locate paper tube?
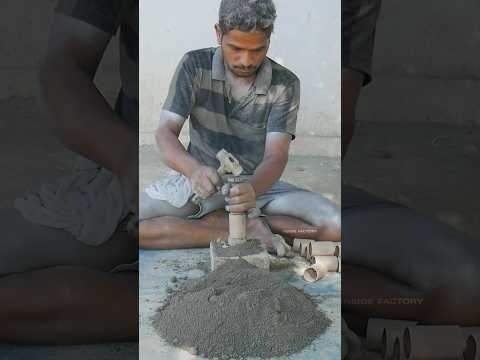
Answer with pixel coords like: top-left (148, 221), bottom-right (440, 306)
top-left (382, 321), bottom-right (418, 360)
top-left (303, 263), bottom-right (328, 282)
top-left (300, 243), bottom-right (310, 258)
top-left (403, 325), bottom-right (464, 359)
top-left (464, 334), bottom-right (480, 360)
top-left (228, 213), bottom-right (246, 244)
top-left (366, 319), bottom-right (418, 351)
top-left (463, 327), bottom-right (480, 337)
top-left (392, 338), bottom-right (401, 360)
top-left (293, 238), bottom-right (312, 253)
top-left (308, 241), bottom-right (339, 257)
top-left (313, 256), bottom-right (339, 272)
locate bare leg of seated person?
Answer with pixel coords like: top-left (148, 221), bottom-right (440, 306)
top-left (342, 191), bottom-right (480, 330)
top-left (0, 208), bottom-right (138, 344)
top-left (0, 266), bottom-right (138, 344)
top-left (0, 208), bottom-right (138, 276)
top-left (140, 210), bottom-right (285, 251)
top-left (139, 185), bottom-right (340, 249)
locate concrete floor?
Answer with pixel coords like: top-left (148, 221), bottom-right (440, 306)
top-left (344, 122), bottom-right (480, 239)
top-left (140, 249), bottom-right (341, 360)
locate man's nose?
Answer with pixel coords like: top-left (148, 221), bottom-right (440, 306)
top-left (240, 52), bottom-right (254, 68)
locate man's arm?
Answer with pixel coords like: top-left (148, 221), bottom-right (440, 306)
top-left (39, 14), bottom-right (136, 180)
top-left (156, 110), bottom-right (220, 199)
top-left (251, 133), bottom-right (290, 196)
top-left (226, 133), bottom-right (290, 213)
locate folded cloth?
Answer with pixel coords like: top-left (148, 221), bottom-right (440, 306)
top-left (144, 170), bottom-right (193, 208)
top-left (15, 155), bottom-right (132, 246)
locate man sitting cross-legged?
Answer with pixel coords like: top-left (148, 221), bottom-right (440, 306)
top-left (139, 0), bottom-right (340, 252)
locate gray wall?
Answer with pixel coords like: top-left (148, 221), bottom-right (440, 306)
top-left (357, 0), bottom-right (480, 127)
top-left (140, 0), bottom-right (341, 157)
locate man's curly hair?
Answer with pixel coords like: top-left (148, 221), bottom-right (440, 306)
top-left (218, 0), bottom-right (277, 36)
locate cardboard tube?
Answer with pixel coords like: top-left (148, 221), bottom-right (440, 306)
top-left (300, 243), bottom-right (310, 258)
top-left (293, 238), bottom-right (312, 253)
top-left (313, 256), bottom-right (339, 272)
top-left (308, 241), bottom-right (339, 257)
top-left (382, 322), bottom-right (418, 360)
top-left (303, 263), bottom-right (328, 282)
top-left (464, 334), bottom-right (480, 360)
top-left (338, 256), bottom-right (342, 273)
top-left (228, 213), bottom-right (246, 245)
top-left (366, 319), bottom-right (418, 351)
top-left (403, 325), bottom-right (464, 359)
top-left (392, 338), bottom-right (401, 360)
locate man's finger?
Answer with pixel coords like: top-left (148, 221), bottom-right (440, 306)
top-left (206, 169), bottom-right (221, 186)
top-left (226, 202), bottom-right (255, 213)
top-left (226, 194), bottom-right (252, 205)
top-left (200, 178), bottom-right (215, 196)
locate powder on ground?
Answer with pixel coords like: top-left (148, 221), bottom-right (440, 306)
top-left (153, 259), bottom-right (330, 359)
top-left (213, 238), bottom-right (264, 257)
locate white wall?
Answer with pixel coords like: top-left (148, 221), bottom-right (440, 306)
top-left (140, 0), bottom-right (340, 155)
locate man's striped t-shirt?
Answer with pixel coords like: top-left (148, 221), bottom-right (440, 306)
top-left (163, 47), bottom-right (300, 175)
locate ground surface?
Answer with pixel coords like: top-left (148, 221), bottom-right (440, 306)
top-left (139, 144), bottom-right (342, 359)
top-left (344, 122), bottom-right (480, 240)
top-left (139, 249), bottom-right (341, 360)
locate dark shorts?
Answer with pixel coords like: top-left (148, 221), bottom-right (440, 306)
top-left (342, 0), bottom-right (382, 85)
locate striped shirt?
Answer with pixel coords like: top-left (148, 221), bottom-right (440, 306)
top-left (163, 47), bottom-right (300, 175)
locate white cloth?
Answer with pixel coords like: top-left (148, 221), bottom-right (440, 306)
top-left (14, 155), bottom-right (131, 246)
top-left (144, 170), bottom-right (193, 208)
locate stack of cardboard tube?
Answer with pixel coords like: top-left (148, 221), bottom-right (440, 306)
top-left (293, 238), bottom-right (341, 282)
top-left (363, 318), bottom-right (480, 359)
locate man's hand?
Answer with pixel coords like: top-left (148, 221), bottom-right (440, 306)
top-left (190, 165), bottom-right (221, 199)
top-left (224, 182), bottom-right (256, 213)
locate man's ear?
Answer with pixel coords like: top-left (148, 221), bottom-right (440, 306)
top-left (214, 24), bottom-right (223, 45)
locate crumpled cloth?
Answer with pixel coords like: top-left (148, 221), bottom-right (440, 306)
top-left (14, 155), bottom-right (132, 246)
top-left (144, 170), bottom-right (193, 208)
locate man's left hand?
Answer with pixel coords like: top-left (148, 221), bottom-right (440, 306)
top-left (224, 182), bottom-right (256, 213)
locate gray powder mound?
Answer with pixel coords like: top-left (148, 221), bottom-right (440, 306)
top-left (214, 238), bottom-right (264, 257)
top-left (153, 259), bottom-right (330, 359)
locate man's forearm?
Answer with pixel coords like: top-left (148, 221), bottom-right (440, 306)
top-left (39, 60), bottom-right (135, 176)
top-left (156, 127), bottom-right (201, 178)
top-left (250, 155), bottom-right (287, 197)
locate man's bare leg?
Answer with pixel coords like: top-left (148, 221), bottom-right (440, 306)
top-left (139, 208), bottom-right (336, 249)
top-left (0, 208), bottom-right (137, 276)
top-left (265, 215), bottom-right (341, 242)
top-left (343, 205), bottom-right (480, 327)
top-left (140, 210), bottom-right (282, 250)
top-left (0, 266), bottom-right (138, 344)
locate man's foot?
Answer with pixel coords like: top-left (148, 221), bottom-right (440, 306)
top-left (247, 218), bottom-right (291, 257)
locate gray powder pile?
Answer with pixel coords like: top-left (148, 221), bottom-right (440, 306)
top-left (153, 259), bottom-right (330, 359)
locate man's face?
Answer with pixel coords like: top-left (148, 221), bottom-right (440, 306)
top-left (215, 25), bottom-right (270, 78)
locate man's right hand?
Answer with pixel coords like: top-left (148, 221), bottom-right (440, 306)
top-left (189, 165), bottom-right (221, 200)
